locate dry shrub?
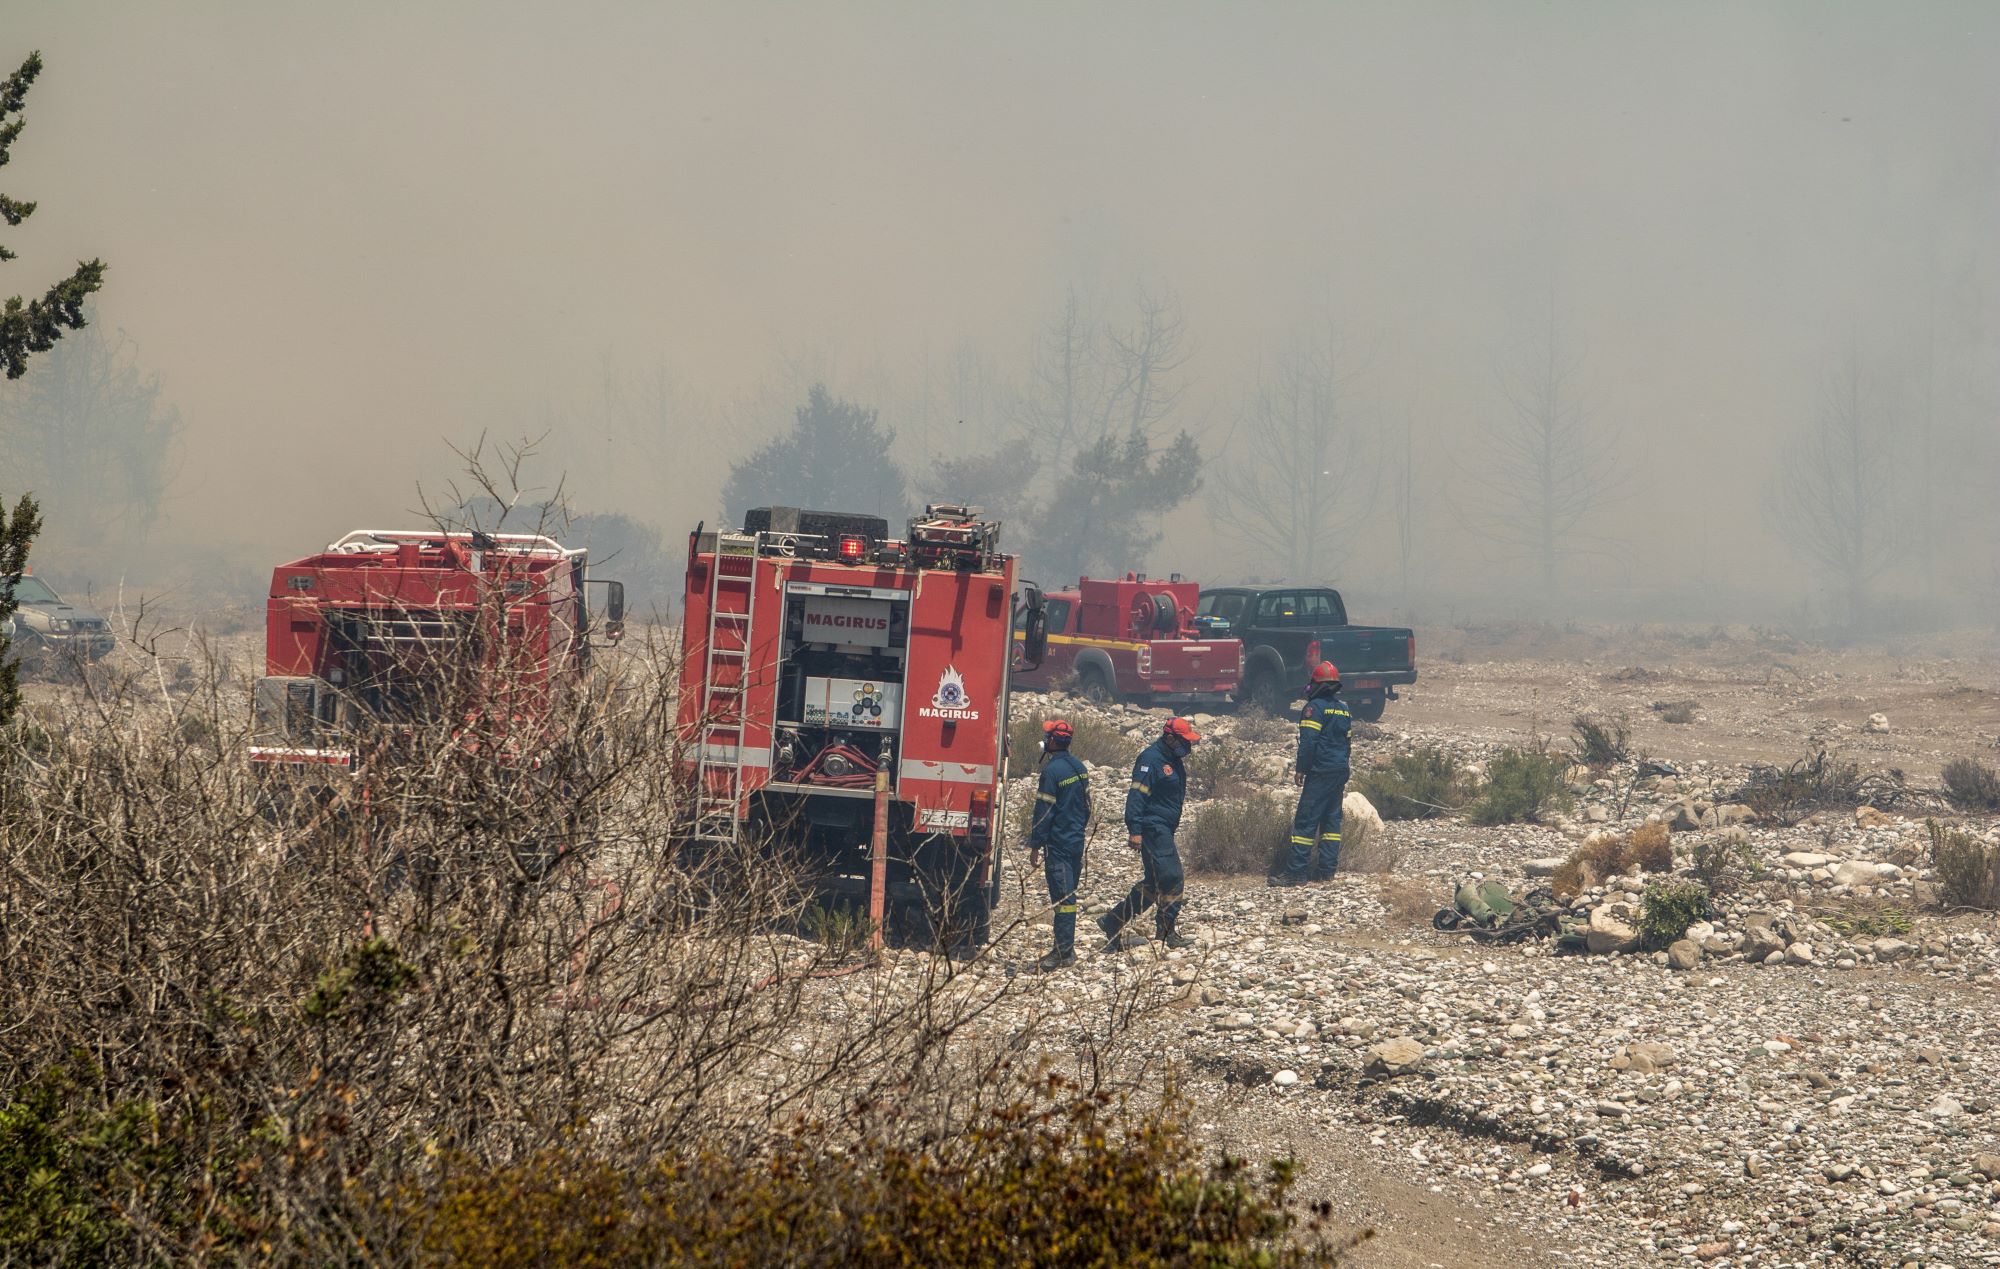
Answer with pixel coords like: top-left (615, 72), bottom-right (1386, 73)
top-left (1550, 822), bottom-right (1672, 900)
top-left (1188, 741), bottom-right (1270, 801)
top-left (1182, 796), bottom-right (1292, 877)
top-left (1232, 711), bottom-right (1296, 745)
top-left (0, 622), bottom-right (1225, 1263)
top-left (1571, 715), bottom-right (1630, 766)
top-left (1654, 700), bottom-right (1699, 725)
top-left (1928, 818), bottom-right (2000, 911)
top-left (1007, 708), bottom-right (1139, 775)
top-left (1941, 757), bottom-right (2000, 812)
top-left (1733, 747), bottom-right (1866, 826)
top-left (1376, 876), bottom-right (1436, 928)
top-left (1352, 746), bottom-right (1467, 820)
top-left (1687, 836), bottom-right (1759, 898)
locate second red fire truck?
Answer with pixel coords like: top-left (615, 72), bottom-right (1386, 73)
top-left (1009, 573), bottom-right (1241, 708)
top-left (677, 505), bottom-right (1047, 950)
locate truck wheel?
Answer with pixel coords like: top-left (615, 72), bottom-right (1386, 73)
top-left (1351, 692), bottom-right (1386, 723)
top-left (1244, 668), bottom-right (1288, 715)
top-left (1077, 666), bottom-right (1113, 703)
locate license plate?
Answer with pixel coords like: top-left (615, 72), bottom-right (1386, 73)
top-left (1348, 678), bottom-right (1381, 689)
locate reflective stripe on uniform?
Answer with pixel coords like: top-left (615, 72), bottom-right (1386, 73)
top-left (1059, 774), bottom-right (1084, 786)
top-left (1331, 709), bottom-right (1350, 718)
top-left (1056, 903), bottom-right (1077, 913)
top-left (1319, 831), bottom-right (1342, 842)
top-left (1299, 720), bottom-right (1322, 731)
top-left (1129, 781), bottom-right (1151, 794)
top-left (1037, 792), bottom-right (1057, 803)
top-left (1289, 835), bottom-right (1313, 846)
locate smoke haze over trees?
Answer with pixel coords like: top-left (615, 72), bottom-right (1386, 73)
top-left (4, 5), bottom-right (1996, 631)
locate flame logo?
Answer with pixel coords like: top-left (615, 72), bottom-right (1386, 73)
top-left (931, 665), bottom-right (968, 709)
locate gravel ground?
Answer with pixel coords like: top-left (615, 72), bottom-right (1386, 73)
top-left (944, 628), bottom-right (2000, 1267)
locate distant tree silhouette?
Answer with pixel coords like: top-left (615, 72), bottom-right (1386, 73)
top-left (722, 384), bottom-right (908, 525)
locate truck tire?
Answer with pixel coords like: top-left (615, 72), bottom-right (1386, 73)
top-left (1351, 692), bottom-right (1386, 723)
top-left (1077, 664), bottom-right (1113, 703)
top-left (1243, 667), bottom-right (1289, 715)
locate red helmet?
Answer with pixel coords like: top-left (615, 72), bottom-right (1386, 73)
top-left (1311, 661), bottom-right (1341, 684)
top-left (1042, 719), bottom-right (1074, 741)
top-left (1162, 716), bottom-right (1202, 744)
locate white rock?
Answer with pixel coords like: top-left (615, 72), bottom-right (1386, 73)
top-left (1786, 942), bottom-right (1816, 965)
top-left (1273, 1069), bottom-right (1300, 1088)
top-left (1863, 712), bottom-right (1889, 734)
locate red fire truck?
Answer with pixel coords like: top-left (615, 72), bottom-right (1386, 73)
top-left (1009, 573), bottom-right (1241, 708)
top-left (250, 528), bottom-right (624, 783)
top-left (678, 505), bottom-right (1047, 949)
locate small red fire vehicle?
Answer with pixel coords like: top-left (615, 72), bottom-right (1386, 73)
top-left (1009, 573), bottom-right (1241, 707)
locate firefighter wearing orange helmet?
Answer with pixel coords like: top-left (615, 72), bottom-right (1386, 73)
top-left (1272, 661), bottom-right (1351, 886)
top-left (1027, 718), bottom-right (1090, 971)
top-left (1099, 716), bottom-right (1199, 951)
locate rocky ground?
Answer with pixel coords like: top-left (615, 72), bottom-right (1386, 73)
top-left (957, 627), bottom-right (2000, 1267)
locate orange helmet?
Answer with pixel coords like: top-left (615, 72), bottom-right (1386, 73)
top-left (1310, 661), bottom-right (1341, 684)
top-left (1042, 719), bottom-right (1074, 742)
top-left (1162, 716), bottom-right (1202, 744)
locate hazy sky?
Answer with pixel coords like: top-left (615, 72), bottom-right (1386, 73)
top-left (5, 2), bottom-right (1995, 615)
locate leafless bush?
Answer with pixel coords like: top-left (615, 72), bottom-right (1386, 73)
top-left (1187, 741), bottom-right (1269, 801)
top-left (1653, 699), bottom-right (1699, 725)
top-left (0, 620), bottom-right (1181, 1261)
top-left (1942, 757), bottom-right (2000, 812)
top-left (1929, 819), bottom-right (2000, 911)
top-left (1570, 714), bottom-right (1630, 766)
top-left (1731, 747), bottom-right (1912, 826)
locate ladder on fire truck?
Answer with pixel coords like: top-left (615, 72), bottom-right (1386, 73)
top-left (691, 531), bottom-right (761, 843)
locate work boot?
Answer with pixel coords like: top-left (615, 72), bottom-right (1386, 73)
top-left (1096, 908), bottom-right (1128, 948)
top-left (1159, 928), bottom-right (1194, 951)
top-left (1031, 948), bottom-right (1076, 973)
top-left (1266, 871), bottom-right (1306, 888)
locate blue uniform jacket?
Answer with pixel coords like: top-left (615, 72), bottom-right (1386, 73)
top-left (1296, 690), bottom-right (1353, 776)
top-left (1124, 740), bottom-right (1188, 835)
top-left (1030, 750), bottom-right (1090, 849)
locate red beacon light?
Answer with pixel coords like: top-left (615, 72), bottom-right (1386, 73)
top-left (837, 534), bottom-right (868, 563)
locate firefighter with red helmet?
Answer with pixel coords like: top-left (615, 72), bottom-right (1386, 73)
top-left (1099, 716), bottom-right (1199, 951)
top-left (1272, 661), bottom-right (1351, 886)
top-left (1027, 718), bottom-right (1090, 971)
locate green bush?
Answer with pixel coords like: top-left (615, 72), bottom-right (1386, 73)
top-left (1468, 748), bottom-right (1574, 826)
top-left (1182, 796), bottom-right (1294, 877)
top-left (1928, 818), bottom-right (2000, 910)
top-left (1352, 746), bottom-right (1467, 820)
top-left (1941, 758), bottom-right (2000, 812)
top-left (1570, 715), bottom-right (1630, 766)
top-left (1637, 879), bottom-right (1711, 948)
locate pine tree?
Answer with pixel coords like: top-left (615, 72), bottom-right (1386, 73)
top-left (1, 51), bottom-right (106, 380)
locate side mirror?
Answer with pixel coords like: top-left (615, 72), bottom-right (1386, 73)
top-left (586, 578), bottom-right (626, 643)
top-left (1017, 582), bottom-right (1048, 670)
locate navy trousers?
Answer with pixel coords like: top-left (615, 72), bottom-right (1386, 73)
top-left (1106, 827), bottom-right (1184, 936)
top-left (1287, 772), bottom-right (1348, 879)
top-left (1042, 842), bottom-right (1082, 953)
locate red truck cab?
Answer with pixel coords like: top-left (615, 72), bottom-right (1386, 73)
top-left (1010, 573), bottom-right (1241, 708)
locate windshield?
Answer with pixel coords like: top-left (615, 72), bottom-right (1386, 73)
top-left (6, 576), bottom-right (59, 604)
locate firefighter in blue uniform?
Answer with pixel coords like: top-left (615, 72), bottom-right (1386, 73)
top-left (1273, 661), bottom-right (1351, 886)
top-left (1099, 716), bottom-right (1201, 951)
top-left (1027, 718), bottom-right (1090, 971)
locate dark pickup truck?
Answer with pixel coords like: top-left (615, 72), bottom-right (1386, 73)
top-left (1194, 585), bottom-right (1416, 720)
